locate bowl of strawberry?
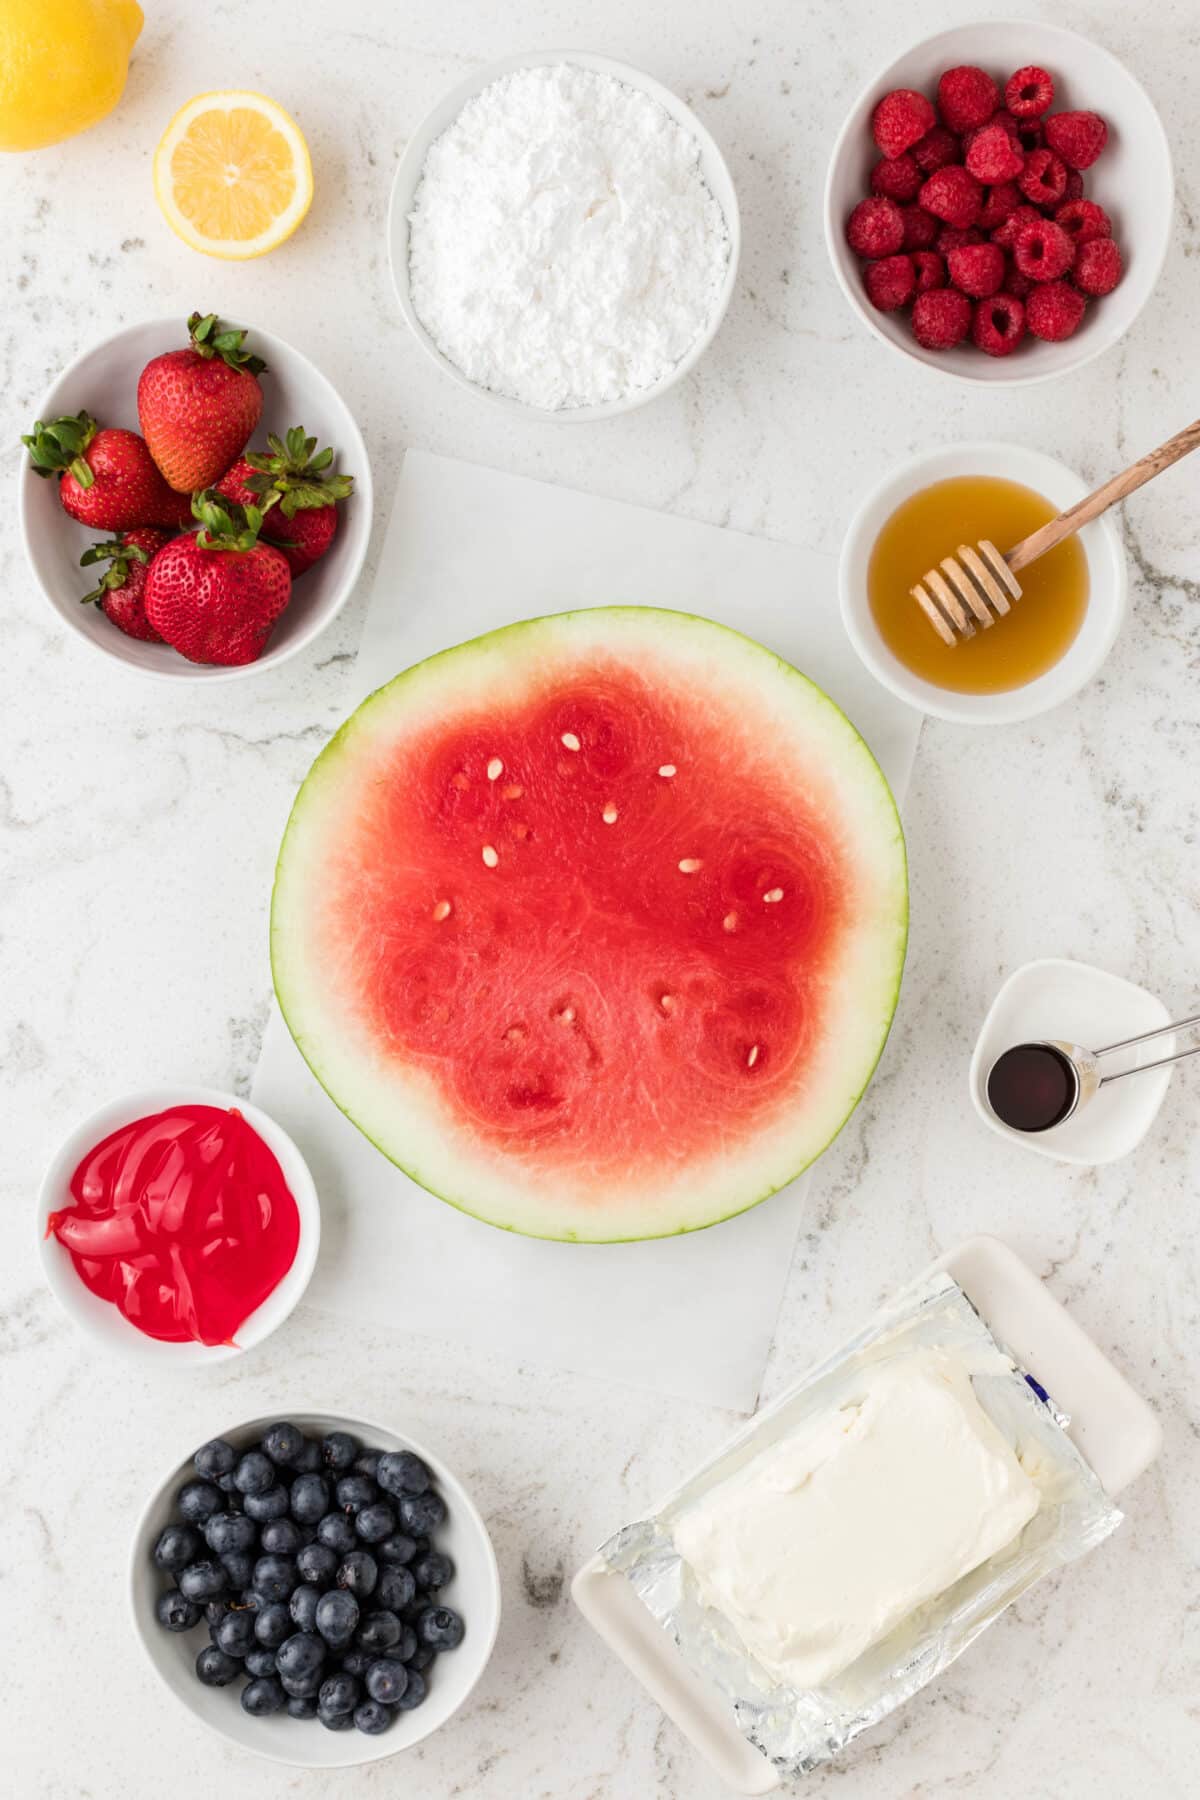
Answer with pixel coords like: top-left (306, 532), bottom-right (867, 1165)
top-left (18, 313), bottom-right (372, 677)
top-left (824, 21), bottom-right (1173, 383)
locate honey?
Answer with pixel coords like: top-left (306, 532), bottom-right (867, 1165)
top-left (867, 475), bottom-right (1089, 694)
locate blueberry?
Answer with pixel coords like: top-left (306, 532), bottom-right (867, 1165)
top-left (156, 1588), bottom-right (201, 1633)
top-left (293, 1437), bottom-right (323, 1475)
top-left (247, 1486), bottom-right (291, 1524)
top-left (394, 1668), bottom-right (427, 1710)
top-left (376, 1451), bottom-right (431, 1499)
top-left (260, 1517), bottom-right (304, 1556)
top-left (337, 1551), bottom-right (378, 1599)
top-left (375, 1566), bottom-right (415, 1613)
top-left (214, 1608), bottom-right (257, 1658)
top-left (195, 1644), bottom-right (241, 1687)
top-left (216, 1471), bottom-right (241, 1497)
top-left (153, 1523), bottom-right (202, 1571)
top-left (178, 1560), bottom-right (228, 1603)
top-left (276, 1631), bottom-right (326, 1681)
top-left (244, 1645), bottom-right (278, 1678)
top-left (418, 1605), bottom-right (464, 1651)
top-left (377, 1532), bottom-right (417, 1566)
top-left (321, 1432), bottom-right (359, 1472)
top-left (289, 1584), bottom-right (321, 1632)
top-left (413, 1551), bottom-right (454, 1592)
top-left (204, 1511), bottom-right (257, 1556)
top-left (356, 1608), bottom-right (401, 1654)
top-left (406, 1645), bottom-right (435, 1673)
top-left (394, 1625), bottom-right (418, 1664)
top-left (319, 1671), bottom-right (360, 1715)
top-left (193, 1438), bottom-right (236, 1480)
top-left (319, 1708), bottom-right (354, 1731)
top-left (234, 1451), bottom-right (276, 1496)
top-left (221, 1551), bottom-right (254, 1591)
top-left (296, 1542), bottom-right (338, 1586)
top-left (353, 1449), bottom-right (382, 1479)
top-left (335, 1474), bottom-right (378, 1516)
top-left (353, 1699), bottom-right (394, 1735)
top-left (281, 1668), bottom-right (322, 1698)
top-left (252, 1555), bottom-right (297, 1605)
top-left (177, 1479), bottom-right (223, 1525)
top-left (355, 1503), bottom-right (396, 1545)
top-left (242, 1676), bottom-right (286, 1716)
top-left (315, 1588), bottom-right (359, 1648)
top-left (261, 1422), bottom-right (305, 1467)
top-left (290, 1473), bottom-right (330, 1526)
top-left (365, 1657), bottom-right (408, 1705)
top-left (255, 1602), bottom-right (293, 1649)
top-left (339, 1648), bottom-right (373, 1678)
top-left (316, 1513), bottom-right (357, 1555)
top-left (205, 1598), bottom-right (231, 1630)
top-left (288, 1693), bottom-right (319, 1719)
top-left (398, 1491), bottom-right (445, 1537)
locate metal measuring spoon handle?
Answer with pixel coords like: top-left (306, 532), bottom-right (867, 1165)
top-left (1096, 1010), bottom-right (1200, 1084)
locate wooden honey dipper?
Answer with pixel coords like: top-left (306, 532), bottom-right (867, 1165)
top-left (911, 418), bottom-right (1200, 645)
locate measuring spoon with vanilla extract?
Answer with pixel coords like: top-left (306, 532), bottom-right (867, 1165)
top-left (987, 1011), bottom-right (1200, 1133)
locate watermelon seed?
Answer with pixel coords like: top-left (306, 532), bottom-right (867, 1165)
top-left (561, 732), bottom-right (581, 752)
top-left (747, 1044), bottom-right (760, 1068)
top-left (658, 764), bottom-right (676, 778)
top-left (504, 1024), bottom-right (526, 1044)
top-left (501, 783), bottom-right (524, 800)
top-left (487, 757), bottom-right (503, 781)
top-left (482, 844), bottom-right (499, 868)
top-left (723, 911), bottom-right (738, 932)
top-left (557, 1005), bottom-right (576, 1024)
top-left (659, 993), bottom-right (675, 1014)
top-left (513, 823), bottom-right (530, 840)
top-left (763, 887), bottom-right (784, 904)
top-left (602, 802), bottom-right (618, 824)
top-left (431, 899), bottom-right (452, 922)
top-left (678, 857), bottom-right (702, 874)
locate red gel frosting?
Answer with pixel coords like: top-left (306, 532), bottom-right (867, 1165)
top-left (46, 1104), bottom-right (300, 1346)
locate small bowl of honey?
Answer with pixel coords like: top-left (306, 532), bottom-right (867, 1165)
top-left (839, 442), bottom-right (1127, 724)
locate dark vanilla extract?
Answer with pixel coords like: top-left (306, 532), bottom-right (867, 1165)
top-left (986, 1043), bottom-right (1079, 1132)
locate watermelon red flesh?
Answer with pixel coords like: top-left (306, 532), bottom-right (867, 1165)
top-left (272, 608), bottom-right (908, 1241)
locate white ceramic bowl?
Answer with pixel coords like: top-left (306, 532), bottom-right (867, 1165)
top-left (37, 1086), bottom-right (320, 1363)
top-left (18, 316), bottom-right (373, 680)
top-left (129, 1411), bottom-right (501, 1766)
top-left (387, 49), bottom-right (741, 419)
top-left (969, 958), bottom-right (1175, 1164)
top-left (839, 441), bottom-right (1127, 724)
top-left (824, 20), bottom-right (1173, 385)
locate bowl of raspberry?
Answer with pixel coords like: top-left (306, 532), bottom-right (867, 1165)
top-left (824, 22), bottom-right (1173, 383)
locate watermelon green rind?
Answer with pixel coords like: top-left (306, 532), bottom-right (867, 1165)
top-left (270, 606), bottom-right (908, 1242)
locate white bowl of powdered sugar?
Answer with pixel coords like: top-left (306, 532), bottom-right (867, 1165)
top-left (388, 51), bottom-right (740, 418)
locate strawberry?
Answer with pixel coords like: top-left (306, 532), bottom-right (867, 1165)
top-left (137, 312), bottom-right (267, 493)
top-left (217, 427), bottom-right (355, 577)
top-left (22, 412), bottom-right (188, 532)
top-left (79, 528), bottom-right (170, 642)
top-left (144, 491), bottom-right (292, 666)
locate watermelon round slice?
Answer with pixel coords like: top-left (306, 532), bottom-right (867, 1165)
top-left (271, 608), bottom-right (907, 1241)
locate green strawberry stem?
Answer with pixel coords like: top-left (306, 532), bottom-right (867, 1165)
top-left (79, 537), bottom-right (150, 605)
top-left (191, 489), bottom-right (267, 552)
top-left (21, 411), bottom-right (99, 488)
top-left (186, 311), bottom-right (267, 377)
top-left (241, 424), bottom-right (355, 518)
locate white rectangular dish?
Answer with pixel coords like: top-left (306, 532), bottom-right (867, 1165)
top-left (571, 1234), bottom-right (1161, 1793)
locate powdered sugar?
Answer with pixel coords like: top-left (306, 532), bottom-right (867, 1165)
top-left (407, 64), bottom-right (731, 411)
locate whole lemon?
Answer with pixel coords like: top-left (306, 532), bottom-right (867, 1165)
top-left (0, 0), bottom-right (143, 151)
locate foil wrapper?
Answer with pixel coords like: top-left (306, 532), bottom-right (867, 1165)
top-left (597, 1271), bottom-right (1122, 1778)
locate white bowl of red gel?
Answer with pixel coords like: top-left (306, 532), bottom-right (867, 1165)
top-left (36, 1085), bottom-right (321, 1363)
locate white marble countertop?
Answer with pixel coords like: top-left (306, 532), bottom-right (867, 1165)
top-left (3, 1), bottom-right (1198, 1795)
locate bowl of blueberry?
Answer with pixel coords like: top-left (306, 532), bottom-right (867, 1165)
top-left (129, 1413), bottom-right (501, 1765)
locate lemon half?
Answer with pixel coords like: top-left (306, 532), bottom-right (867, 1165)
top-left (154, 90), bottom-right (313, 259)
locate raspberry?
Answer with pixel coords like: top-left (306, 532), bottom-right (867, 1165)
top-left (900, 204), bottom-right (939, 250)
top-left (911, 286), bottom-right (971, 350)
top-left (1055, 199), bottom-right (1112, 245)
top-left (936, 65), bottom-right (1000, 134)
top-left (1005, 66), bottom-right (1054, 119)
top-left (864, 254), bottom-right (916, 312)
top-left (991, 203), bottom-right (1041, 250)
top-left (1006, 268), bottom-right (1035, 299)
top-left (979, 181), bottom-right (1022, 231)
top-left (1026, 279), bottom-right (1087, 341)
top-left (912, 250), bottom-right (946, 293)
top-left (870, 154), bottom-right (923, 202)
top-left (1019, 147), bottom-right (1067, 207)
top-left (911, 125), bottom-right (960, 173)
top-left (1013, 118), bottom-right (1044, 155)
top-left (971, 292), bottom-right (1027, 356)
top-left (847, 196), bottom-right (905, 257)
top-left (919, 164), bottom-right (983, 228)
top-left (1062, 169), bottom-right (1084, 203)
top-left (947, 240), bottom-right (1006, 297)
top-left (873, 88), bottom-right (936, 159)
top-left (936, 224), bottom-right (983, 256)
top-left (965, 122), bottom-right (1025, 183)
top-left (1044, 110), bottom-right (1108, 170)
top-left (1073, 236), bottom-right (1123, 296)
top-left (1013, 217), bottom-right (1075, 281)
